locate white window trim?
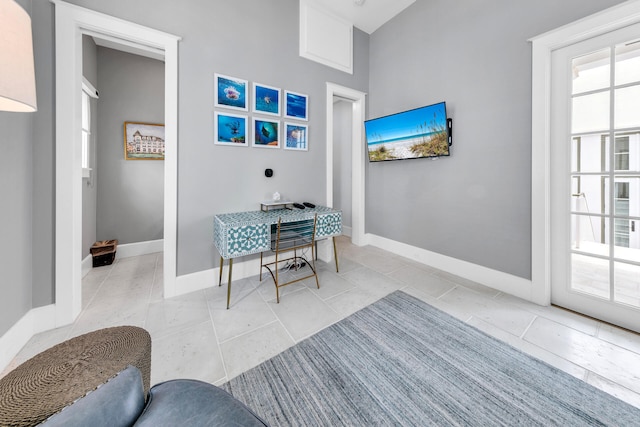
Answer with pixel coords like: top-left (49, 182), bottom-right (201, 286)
top-left (81, 78), bottom-right (97, 179)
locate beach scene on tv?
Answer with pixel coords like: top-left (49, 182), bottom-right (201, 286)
top-left (366, 102), bottom-right (449, 162)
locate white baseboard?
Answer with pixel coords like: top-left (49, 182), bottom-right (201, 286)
top-left (116, 239), bottom-right (163, 259)
top-left (81, 254), bottom-right (92, 278)
top-left (172, 234), bottom-right (537, 307)
top-left (342, 225), bottom-right (352, 237)
top-left (174, 256), bottom-right (268, 297)
top-left (0, 304), bottom-right (56, 373)
top-left (365, 233), bottom-right (538, 304)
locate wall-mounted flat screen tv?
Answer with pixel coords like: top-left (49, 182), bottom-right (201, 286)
top-left (365, 101), bottom-right (449, 162)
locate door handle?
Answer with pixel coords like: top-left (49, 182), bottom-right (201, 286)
top-left (632, 220), bottom-right (636, 232)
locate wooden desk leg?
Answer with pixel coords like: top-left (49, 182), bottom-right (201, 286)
top-left (218, 256), bottom-right (224, 287)
top-left (226, 258), bottom-right (233, 309)
top-left (333, 236), bottom-right (339, 273)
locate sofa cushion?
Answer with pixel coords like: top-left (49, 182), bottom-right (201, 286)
top-left (39, 365), bottom-right (145, 427)
top-left (134, 379), bottom-right (269, 426)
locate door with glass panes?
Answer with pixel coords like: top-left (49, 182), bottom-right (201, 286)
top-left (550, 23), bottom-right (640, 332)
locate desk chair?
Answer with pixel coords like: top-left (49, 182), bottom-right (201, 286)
top-left (260, 214), bottom-right (319, 303)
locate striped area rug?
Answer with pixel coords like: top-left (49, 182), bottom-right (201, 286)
top-left (223, 291), bottom-right (640, 426)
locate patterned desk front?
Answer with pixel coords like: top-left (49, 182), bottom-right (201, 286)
top-left (214, 206), bottom-right (342, 259)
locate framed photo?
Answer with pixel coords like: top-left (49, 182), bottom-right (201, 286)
top-left (253, 83), bottom-right (280, 116)
top-left (252, 118), bottom-right (280, 148)
top-left (284, 122), bottom-right (308, 151)
top-left (214, 73), bottom-right (248, 111)
top-left (284, 90), bottom-right (308, 121)
top-left (123, 122), bottom-right (165, 160)
top-left (214, 112), bottom-right (248, 146)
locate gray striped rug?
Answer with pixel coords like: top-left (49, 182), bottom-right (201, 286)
top-left (223, 291), bottom-right (640, 426)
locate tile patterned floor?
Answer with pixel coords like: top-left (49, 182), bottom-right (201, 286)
top-left (3, 236), bottom-right (640, 409)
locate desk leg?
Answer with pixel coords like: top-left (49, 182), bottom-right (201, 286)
top-left (218, 257), bottom-right (224, 287)
top-left (333, 236), bottom-right (339, 273)
top-left (226, 258), bottom-right (233, 309)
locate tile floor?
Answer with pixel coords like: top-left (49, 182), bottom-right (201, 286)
top-left (3, 236), bottom-right (640, 409)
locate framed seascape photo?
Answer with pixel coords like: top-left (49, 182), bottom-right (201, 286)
top-left (284, 90), bottom-right (308, 121)
top-left (253, 83), bottom-right (280, 116)
top-left (123, 122), bottom-right (165, 160)
top-left (252, 118), bottom-right (280, 148)
top-left (214, 112), bottom-right (248, 146)
top-left (214, 73), bottom-right (248, 111)
top-left (284, 122), bottom-right (308, 151)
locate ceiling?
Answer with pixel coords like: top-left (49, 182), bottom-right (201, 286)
top-left (311, 0), bottom-right (416, 34)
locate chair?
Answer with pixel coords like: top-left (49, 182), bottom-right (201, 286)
top-left (260, 214), bottom-right (319, 302)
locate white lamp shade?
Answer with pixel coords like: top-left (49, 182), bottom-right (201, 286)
top-left (0, 0), bottom-right (37, 112)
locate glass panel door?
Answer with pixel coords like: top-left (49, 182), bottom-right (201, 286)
top-left (551, 24), bottom-right (640, 332)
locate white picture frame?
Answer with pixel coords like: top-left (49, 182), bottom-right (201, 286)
top-left (252, 82), bottom-right (281, 116)
top-left (284, 90), bottom-right (308, 121)
top-left (214, 73), bottom-right (248, 111)
top-left (252, 117), bottom-right (280, 148)
top-left (214, 111), bottom-right (249, 146)
top-left (284, 122), bottom-right (308, 151)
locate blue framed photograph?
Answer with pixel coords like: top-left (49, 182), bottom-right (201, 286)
top-left (252, 118), bottom-right (280, 148)
top-left (284, 90), bottom-right (308, 121)
top-left (253, 83), bottom-right (280, 116)
top-left (214, 73), bottom-right (248, 111)
top-left (214, 112), bottom-right (248, 146)
top-left (284, 122), bottom-right (308, 151)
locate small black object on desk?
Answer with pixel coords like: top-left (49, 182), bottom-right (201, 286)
top-left (293, 203), bottom-right (305, 209)
top-left (303, 202), bottom-right (315, 208)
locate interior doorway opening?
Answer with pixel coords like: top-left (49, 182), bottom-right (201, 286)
top-left (325, 83), bottom-right (367, 247)
top-left (53, 0), bottom-right (180, 326)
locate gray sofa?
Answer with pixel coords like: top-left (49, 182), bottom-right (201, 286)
top-left (40, 365), bottom-right (269, 426)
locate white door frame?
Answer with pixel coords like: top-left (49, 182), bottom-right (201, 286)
top-left (530, 0), bottom-right (640, 306)
top-left (325, 83), bottom-right (367, 246)
top-left (53, 0), bottom-right (180, 325)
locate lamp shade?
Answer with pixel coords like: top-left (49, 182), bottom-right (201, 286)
top-left (0, 0), bottom-right (37, 112)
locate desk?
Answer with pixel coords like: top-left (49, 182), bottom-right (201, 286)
top-left (213, 206), bottom-right (342, 308)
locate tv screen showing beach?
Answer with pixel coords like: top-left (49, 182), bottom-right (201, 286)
top-left (365, 102), bottom-right (449, 162)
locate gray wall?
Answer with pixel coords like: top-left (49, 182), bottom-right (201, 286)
top-left (333, 100), bottom-right (352, 230)
top-left (0, 0), bottom-right (34, 331)
top-left (96, 47), bottom-right (164, 244)
top-left (366, 0), bottom-right (625, 280)
top-left (82, 35), bottom-right (98, 258)
top-left (31, 0), bottom-right (55, 308)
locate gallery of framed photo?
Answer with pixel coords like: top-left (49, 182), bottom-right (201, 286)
top-left (284, 90), bottom-right (308, 121)
top-left (284, 122), bottom-right (308, 151)
top-left (214, 112), bottom-right (248, 146)
top-left (252, 118), bottom-right (280, 148)
top-left (253, 83), bottom-right (280, 116)
top-left (214, 73), bottom-right (248, 111)
top-left (123, 122), bottom-right (165, 160)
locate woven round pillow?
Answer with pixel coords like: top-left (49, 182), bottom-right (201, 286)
top-left (0, 325), bottom-right (151, 427)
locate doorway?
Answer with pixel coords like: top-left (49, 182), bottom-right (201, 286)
top-left (550, 23), bottom-right (640, 332)
top-left (332, 97), bottom-right (354, 237)
top-left (325, 83), bottom-right (366, 247)
top-left (53, 1), bottom-right (180, 326)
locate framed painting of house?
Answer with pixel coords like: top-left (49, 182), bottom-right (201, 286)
top-left (123, 122), bottom-right (165, 160)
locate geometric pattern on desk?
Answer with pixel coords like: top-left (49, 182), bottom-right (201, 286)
top-left (316, 212), bottom-right (342, 238)
top-left (225, 223), bottom-right (270, 258)
top-left (214, 206), bottom-right (342, 259)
